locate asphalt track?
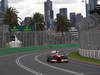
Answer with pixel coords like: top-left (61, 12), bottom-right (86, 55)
top-left (0, 48), bottom-right (100, 75)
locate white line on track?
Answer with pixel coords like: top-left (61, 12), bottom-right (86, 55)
top-left (16, 53), bottom-right (43, 75)
top-left (15, 48), bottom-right (84, 75)
top-left (35, 54), bottom-right (84, 75)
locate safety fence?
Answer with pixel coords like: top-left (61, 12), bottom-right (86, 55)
top-left (80, 30), bottom-right (100, 50)
top-left (0, 31), bottom-right (78, 48)
top-left (77, 13), bottom-right (100, 59)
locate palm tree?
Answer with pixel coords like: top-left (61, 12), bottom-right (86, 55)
top-left (4, 7), bottom-right (19, 26)
top-left (33, 12), bottom-right (45, 31)
top-left (56, 15), bottom-right (71, 35)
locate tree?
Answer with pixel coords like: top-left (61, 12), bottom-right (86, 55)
top-left (56, 15), bottom-right (71, 34)
top-left (4, 7), bottom-right (19, 26)
top-left (33, 12), bottom-right (45, 31)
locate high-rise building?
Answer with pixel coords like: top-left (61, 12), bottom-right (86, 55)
top-left (70, 13), bottom-right (83, 27)
top-left (0, 0), bottom-right (8, 12)
top-left (60, 8), bottom-right (67, 17)
top-left (44, 0), bottom-right (54, 29)
top-left (75, 13), bottom-right (83, 28)
top-left (85, 0), bottom-right (97, 16)
top-left (22, 17), bottom-right (32, 26)
top-left (89, 0), bottom-right (97, 11)
top-left (0, 0), bottom-right (8, 25)
top-left (70, 12), bottom-right (76, 27)
top-left (75, 13), bottom-right (83, 23)
top-left (0, 1), bottom-right (1, 11)
top-left (0, 11), bottom-right (4, 24)
top-left (60, 8), bottom-right (68, 18)
top-left (56, 13), bottom-right (60, 18)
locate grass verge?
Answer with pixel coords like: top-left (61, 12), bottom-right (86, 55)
top-left (67, 51), bottom-right (100, 65)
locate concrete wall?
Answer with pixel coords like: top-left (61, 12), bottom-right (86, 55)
top-left (79, 49), bottom-right (100, 59)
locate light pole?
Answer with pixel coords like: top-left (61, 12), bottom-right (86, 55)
top-left (34, 23), bottom-right (37, 45)
top-left (82, 0), bottom-right (88, 17)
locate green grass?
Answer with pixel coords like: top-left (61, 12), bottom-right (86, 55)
top-left (68, 51), bottom-right (100, 64)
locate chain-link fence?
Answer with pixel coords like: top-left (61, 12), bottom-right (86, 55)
top-left (80, 30), bottom-right (100, 50)
top-left (77, 13), bottom-right (100, 50)
top-left (0, 31), bottom-right (78, 48)
top-left (77, 13), bottom-right (100, 59)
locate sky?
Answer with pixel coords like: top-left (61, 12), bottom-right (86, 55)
top-left (8, 0), bottom-right (91, 20)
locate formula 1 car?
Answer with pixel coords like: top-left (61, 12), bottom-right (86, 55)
top-left (47, 51), bottom-right (68, 63)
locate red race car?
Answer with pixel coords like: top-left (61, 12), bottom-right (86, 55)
top-left (47, 51), bottom-right (68, 63)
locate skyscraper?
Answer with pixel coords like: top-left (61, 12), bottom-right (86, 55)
top-left (89, 0), bottom-right (97, 11)
top-left (70, 12), bottom-right (83, 27)
top-left (60, 8), bottom-right (68, 18)
top-left (44, 0), bottom-right (54, 29)
top-left (75, 13), bottom-right (83, 23)
top-left (0, 0), bottom-right (8, 12)
top-left (70, 12), bottom-right (76, 27)
top-left (75, 13), bottom-right (83, 28)
top-left (0, 0), bottom-right (8, 25)
top-left (84, 0), bottom-right (97, 16)
top-left (22, 17), bottom-right (32, 26)
top-left (0, 0), bottom-right (1, 9)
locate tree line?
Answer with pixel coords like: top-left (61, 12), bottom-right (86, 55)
top-left (3, 7), bottom-right (71, 32)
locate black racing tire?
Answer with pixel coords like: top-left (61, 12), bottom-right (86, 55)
top-left (65, 61), bottom-right (69, 63)
top-left (47, 58), bottom-right (50, 62)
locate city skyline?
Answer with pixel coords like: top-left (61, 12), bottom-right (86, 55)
top-left (7, 0), bottom-right (100, 20)
top-left (9, 0), bottom-right (87, 20)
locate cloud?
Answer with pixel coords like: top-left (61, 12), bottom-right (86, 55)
top-left (53, 0), bottom-right (78, 4)
top-left (35, 0), bottom-right (79, 4)
top-left (9, 0), bottom-right (35, 20)
top-left (9, 0), bottom-right (84, 20)
top-left (8, 0), bottom-right (25, 3)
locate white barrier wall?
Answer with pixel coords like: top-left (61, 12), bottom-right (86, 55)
top-left (79, 49), bottom-right (100, 59)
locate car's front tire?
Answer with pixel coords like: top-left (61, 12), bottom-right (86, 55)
top-left (65, 61), bottom-right (69, 63)
top-left (47, 58), bottom-right (50, 62)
